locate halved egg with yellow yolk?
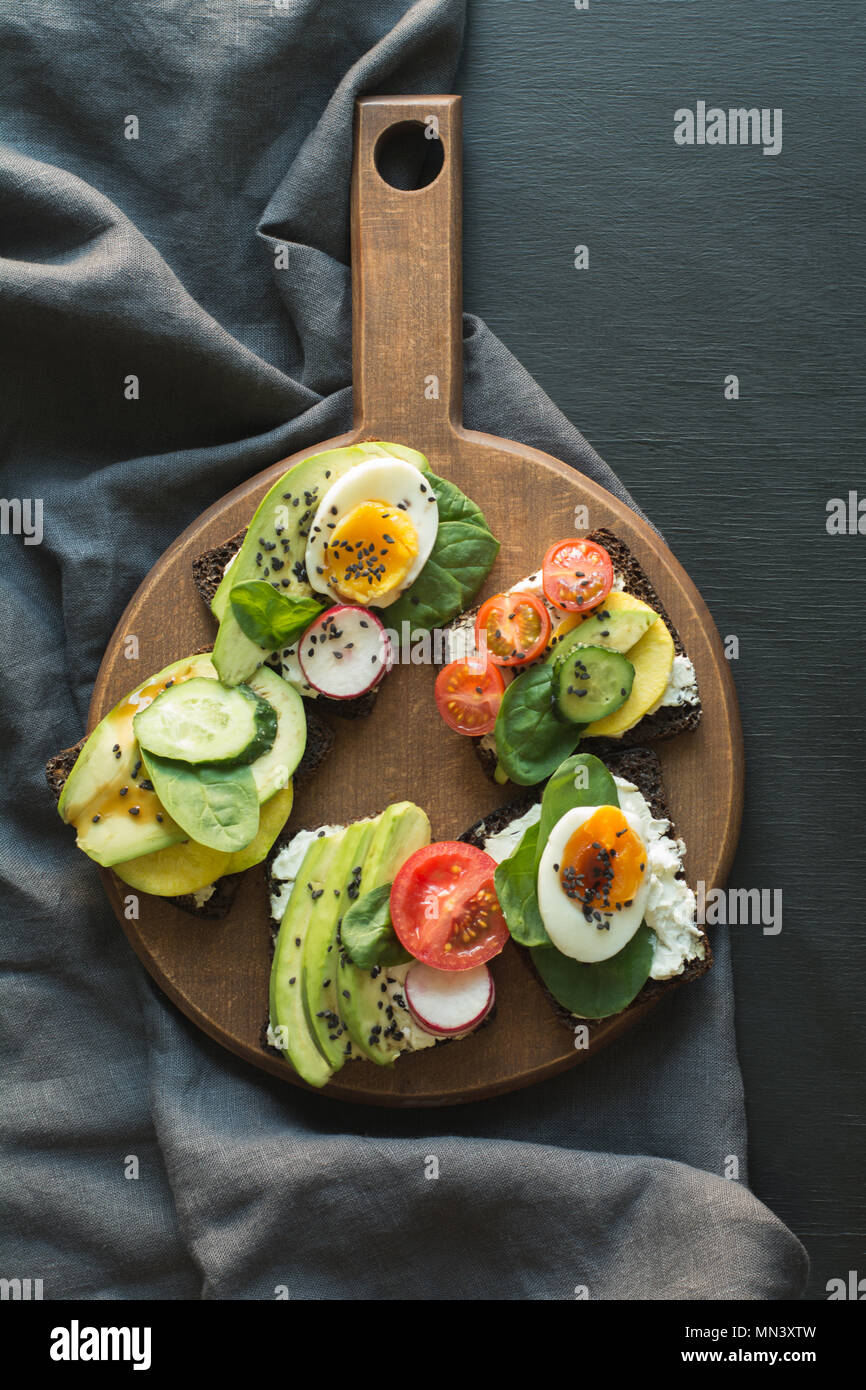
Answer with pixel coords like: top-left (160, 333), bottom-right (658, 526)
top-left (304, 458), bottom-right (438, 607)
top-left (537, 803), bottom-right (651, 962)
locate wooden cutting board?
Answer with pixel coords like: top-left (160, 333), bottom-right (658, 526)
top-left (90, 96), bottom-right (743, 1106)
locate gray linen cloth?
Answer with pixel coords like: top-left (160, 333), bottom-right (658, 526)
top-left (0, 0), bottom-right (807, 1298)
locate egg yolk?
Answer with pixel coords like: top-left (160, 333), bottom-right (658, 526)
top-left (559, 805), bottom-right (646, 916)
top-left (322, 501), bottom-right (418, 604)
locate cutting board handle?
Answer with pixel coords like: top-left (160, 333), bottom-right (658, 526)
top-left (351, 95), bottom-right (463, 446)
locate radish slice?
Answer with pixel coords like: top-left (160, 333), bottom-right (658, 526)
top-left (404, 962), bottom-right (494, 1038)
top-left (298, 605), bottom-right (392, 700)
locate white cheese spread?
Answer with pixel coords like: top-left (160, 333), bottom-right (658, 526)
top-left (269, 824), bottom-right (348, 920)
top-left (481, 802), bottom-right (542, 865)
top-left (612, 776), bottom-right (705, 979)
top-left (481, 782), bottom-right (705, 982)
top-left (381, 963), bottom-right (438, 1052)
top-left (647, 653), bottom-right (699, 713)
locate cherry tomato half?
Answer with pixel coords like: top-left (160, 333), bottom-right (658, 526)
top-left (434, 658), bottom-right (505, 736)
top-left (542, 539), bottom-right (614, 612)
top-left (390, 842), bottom-right (509, 970)
top-left (475, 591), bottom-right (552, 667)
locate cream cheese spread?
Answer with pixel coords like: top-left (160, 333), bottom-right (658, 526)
top-left (269, 824), bottom-right (348, 920)
top-left (481, 782), bottom-right (705, 981)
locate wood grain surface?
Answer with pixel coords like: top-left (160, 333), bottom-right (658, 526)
top-left (89, 96), bottom-right (742, 1106)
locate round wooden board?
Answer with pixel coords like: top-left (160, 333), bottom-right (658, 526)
top-left (93, 423), bottom-right (742, 1106)
top-left (88, 97), bottom-right (743, 1105)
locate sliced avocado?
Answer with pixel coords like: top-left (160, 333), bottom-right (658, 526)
top-left (337, 801), bottom-right (431, 1065)
top-left (212, 442), bottom-right (430, 685)
top-left (59, 652), bottom-right (218, 868)
top-left (548, 604), bottom-right (658, 667)
top-left (269, 834), bottom-right (336, 1088)
top-left (303, 820), bottom-right (377, 1070)
top-left (112, 782), bottom-right (294, 896)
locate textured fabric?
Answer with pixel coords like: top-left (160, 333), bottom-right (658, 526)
top-left (0, 0), bottom-right (807, 1299)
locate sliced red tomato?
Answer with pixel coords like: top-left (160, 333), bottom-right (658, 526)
top-left (542, 538), bottom-right (614, 612)
top-left (434, 658), bottom-right (504, 736)
top-left (475, 591), bottom-right (552, 667)
top-left (390, 842), bottom-right (509, 971)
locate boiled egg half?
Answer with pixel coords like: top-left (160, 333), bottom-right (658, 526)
top-left (304, 458), bottom-right (439, 608)
top-left (537, 804), bottom-right (650, 962)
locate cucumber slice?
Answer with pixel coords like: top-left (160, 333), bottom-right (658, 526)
top-left (133, 678), bottom-right (277, 766)
top-left (553, 644), bottom-right (635, 724)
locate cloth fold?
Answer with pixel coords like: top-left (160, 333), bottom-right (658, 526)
top-left (0, 0), bottom-right (807, 1299)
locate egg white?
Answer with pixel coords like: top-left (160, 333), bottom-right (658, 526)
top-left (537, 804), bottom-right (650, 963)
top-left (304, 458), bottom-right (439, 608)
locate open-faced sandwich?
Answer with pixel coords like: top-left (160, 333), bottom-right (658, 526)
top-left (45, 652), bottom-right (315, 917)
top-left (466, 748), bottom-right (709, 1030)
top-left (434, 531), bottom-right (702, 786)
top-left (263, 747), bottom-right (709, 1088)
top-left (46, 442), bottom-right (499, 918)
top-left (195, 439), bottom-right (499, 713)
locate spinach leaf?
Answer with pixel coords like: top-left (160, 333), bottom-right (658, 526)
top-left (535, 753), bottom-right (620, 867)
top-left (493, 665), bottom-right (582, 786)
top-left (530, 925), bottom-right (655, 1020)
top-left (493, 820), bottom-right (551, 947)
top-left (385, 472), bottom-right (499, 632)
top-left (386, 557), bottom-right (465, 632)
top-left (141, 751), bottom-right (260, 853)
top-left (425, 472), bottom-right (488, 530)
top-left (229, 581), bottom-right (324, 651)
top-left (432, 520), bottom-right (501, 605)
top-left (340, 883), bottom-right (412, 969)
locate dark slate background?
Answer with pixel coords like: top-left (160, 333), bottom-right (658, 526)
top-left (457, 0), bottom-right (865, 1301)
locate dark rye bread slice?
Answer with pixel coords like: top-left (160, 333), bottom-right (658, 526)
top-left (459, 745), bottom-right (712, 1034)
top-left (45, 707), bottom-right (334, 921)
top-left (192, 528), bottom-right (379, 721)
top-left (261, 818), bottom-right (496, 1061)
top-left (453, 526), bottom-right (702, 782)
top-left (583, 527), bottom-right (702, 751)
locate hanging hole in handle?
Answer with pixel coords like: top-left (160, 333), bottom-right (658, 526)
top-left (373, 119), bottom-right (445, 191)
